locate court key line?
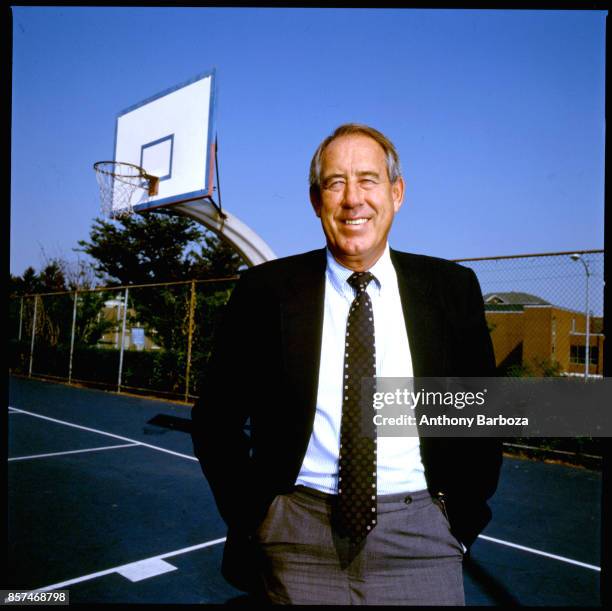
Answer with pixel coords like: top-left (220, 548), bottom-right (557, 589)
top-left (9, 443), bottom-right (140, 462)
top-left (8, 406), bottom-right (601, 578)
top-left (7, 406), bottom-right (198, 462)
top-left (32, 538), bottom-right (227, 593)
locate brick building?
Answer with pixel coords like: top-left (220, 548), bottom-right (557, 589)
top-left (483, 292), bottom-right (604, 376)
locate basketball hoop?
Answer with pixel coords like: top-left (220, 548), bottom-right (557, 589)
top-left (93, 161), bottom-right (160, 218)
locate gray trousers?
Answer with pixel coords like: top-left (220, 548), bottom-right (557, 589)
top-left (252, 486), bottom-right (465, 605)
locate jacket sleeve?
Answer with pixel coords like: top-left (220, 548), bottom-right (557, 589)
top-left (449, 267), bottom-right (503, 548)
top-left (190, 269), bottom-right (269, 534)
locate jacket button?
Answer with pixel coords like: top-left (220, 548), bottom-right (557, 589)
top-left (404, 496), bottom-right (412, 504)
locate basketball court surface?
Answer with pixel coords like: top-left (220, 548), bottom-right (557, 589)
top-left (8, 375), bottom-right (601, 605)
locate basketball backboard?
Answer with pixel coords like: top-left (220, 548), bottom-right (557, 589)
top-left (96, 68), bottom-right (277, 266)
top-left (111, 69), bottom-right (216, 215)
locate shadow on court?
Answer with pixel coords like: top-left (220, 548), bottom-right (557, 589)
top-left (7, 376), bottom-right (601, 605)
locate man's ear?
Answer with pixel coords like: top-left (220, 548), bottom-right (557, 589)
top-left (310, 187), bottom-right (322, 218)
top-left (392, 177), bottom-right (405, 213)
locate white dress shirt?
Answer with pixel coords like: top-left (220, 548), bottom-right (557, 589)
top-left (295, 244), bottom-right (428, 495)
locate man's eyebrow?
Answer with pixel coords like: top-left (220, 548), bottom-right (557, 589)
top-left (321, 172), bottom-right (346, 182)
top-left (355, 170), bottom-right (382, 178)
top-left (322, 170), bottom-right (381, 182)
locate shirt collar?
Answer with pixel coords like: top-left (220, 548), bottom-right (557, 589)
top-left (326, 243), bottom-right (395, 299)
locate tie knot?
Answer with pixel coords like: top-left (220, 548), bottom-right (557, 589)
top-left (347, 271), bottom-right (376, 295)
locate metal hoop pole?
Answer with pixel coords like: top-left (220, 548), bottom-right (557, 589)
top-left (117, 287), bottom-right (129, 393)
top-left (68, 291), bottom-right (78, 384)
top-left (184, 280), bottom-right (197, 402)
top-left (18, 296), bottom-right (24, 341)
top-left (585, 263), bottom-right (590, 379)
top-left (29, 295), bottom-right (38, 377)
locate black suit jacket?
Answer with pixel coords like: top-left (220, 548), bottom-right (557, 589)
top-left (191, 248), bottom-right (502, 591)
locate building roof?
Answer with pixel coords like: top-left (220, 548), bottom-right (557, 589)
top-left (483, 292), bottom-right (551, 306)
top-left (484, 304), bottom-right (525, 312)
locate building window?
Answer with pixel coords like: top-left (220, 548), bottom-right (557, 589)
top-left (570, 345), bottom-right (599, 365)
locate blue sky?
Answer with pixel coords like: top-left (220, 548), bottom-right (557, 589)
top-left (11, 8), bottom-right (606, 282)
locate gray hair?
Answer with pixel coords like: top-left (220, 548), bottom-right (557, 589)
top-left (309, 123), bottom-right (402, 196)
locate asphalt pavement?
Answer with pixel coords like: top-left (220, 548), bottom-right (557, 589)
top-left (7, 375), bottom-right (601, 605)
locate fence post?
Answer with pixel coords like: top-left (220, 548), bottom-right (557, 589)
top-left (184, 280), bottom-right (197, 402)
top-left (18, 296), bottom-right (24, 341)
top-left (28, 295), bottom-right (38, 377)
top-left (68, 290), bottom-right (78, 384)
top-left (117, 287), bottom-right (129, 393)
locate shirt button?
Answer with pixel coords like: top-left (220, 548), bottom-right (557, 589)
top-left (404, 496), bottom-right (412, 505)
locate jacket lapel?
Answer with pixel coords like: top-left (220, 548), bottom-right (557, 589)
top-left (278, 247), bottom-right (449, 434)
top-left (390, 249), bottom-right (451, 491)
top-left (280, 249), bottom-right (327, 433)
top-left (390, 249), bottom-right (448, 377)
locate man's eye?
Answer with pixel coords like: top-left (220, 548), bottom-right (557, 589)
top-left (360, 179), bottom-right (377, 188)
top-left (325, 180), bottom-right (345, 191)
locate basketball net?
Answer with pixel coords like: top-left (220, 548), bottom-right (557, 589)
top-left (94, 161), bottom-right (159, 218)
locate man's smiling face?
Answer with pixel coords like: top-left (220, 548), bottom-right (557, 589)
top-left (311, 134), bottom-right (404, 271)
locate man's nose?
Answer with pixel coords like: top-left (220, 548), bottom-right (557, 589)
top-left (342, 180), bottom-right (364, 207)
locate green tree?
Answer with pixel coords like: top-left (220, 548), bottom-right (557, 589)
top-left (11, 214), bottom-right (243, 394)
top-left (193, 232), bottom-right (245, 280)
top-left (10, 262), bottom-right (66, 297)
top-left (77, 213), bottom-right (243, 285)
top-left (9, 257), bottom-right (114, 379)
top-left (10, 257), bottom-right (113, 348)
top-left (506, 357), bottom-right (563, 378)
top-left (76, 213), bottom-right (244, 354)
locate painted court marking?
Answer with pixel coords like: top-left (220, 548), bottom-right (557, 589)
top-left (30, 531), bottom-right (600, 593)
top-left (8, 406), bottom-right (198, 462)
top-left (477, 534), bottom-right (601, 572)
top-left (116, 558), bottom-right (178, 583)
top-left (8, 405), bottom-right (601, 591)
top-left (9, 443), bottom-right (140, 462)
top-left (33, 538), bottom-right (227, 592)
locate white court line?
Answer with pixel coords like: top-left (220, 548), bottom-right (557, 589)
top-left (32, 537), bottom-right (227, 592)
top-left (477, 534), bottom-right (600, 572)
top-left (8, 443), bottom-right (139, 462)
top-left (8, 409), bottom-right (600, 584)
top-left (8, 406), bottom-right (198, 462)
top-left (30, 532), bottom-right (600, 593)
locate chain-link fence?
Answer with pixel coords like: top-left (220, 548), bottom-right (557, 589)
top-left (455, 250), bottom-right (604, 378)
top-left (455, 249), bottom-right (604, 464)
top-left (8, 277), bottom-right (237, 402)
top-left (9, 249), bottom-right (604, 406)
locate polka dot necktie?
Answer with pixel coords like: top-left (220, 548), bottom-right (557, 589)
top-left (335, 271), bottom-right (377, 543)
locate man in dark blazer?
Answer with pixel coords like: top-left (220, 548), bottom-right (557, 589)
top-left (191, 124), bottom-right (502, 605)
